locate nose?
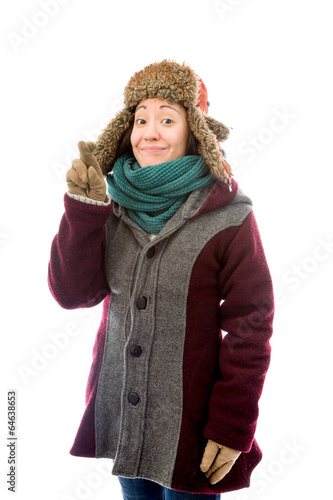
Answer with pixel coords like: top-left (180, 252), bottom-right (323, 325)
top-left (143, 121), bottom-right (160, 141)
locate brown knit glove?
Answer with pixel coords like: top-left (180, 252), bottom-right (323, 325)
top-left (66, 141), bottom-right (107, 202)
top-left (200, 440), bottom-right (241, 484)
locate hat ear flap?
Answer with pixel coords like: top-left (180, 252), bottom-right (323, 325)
top-left (204, 115), bottom-right (230, 142)
top-left (94, 108), bottom-right (133, 176)
top-left (187, 107), bottom-right (230, 182)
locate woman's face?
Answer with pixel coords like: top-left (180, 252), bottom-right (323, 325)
top-left (130, 98), bottom-right (189, 167)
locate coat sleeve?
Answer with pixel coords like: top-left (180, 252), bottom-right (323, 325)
top-left (48, 193), bottom-right (112, 309)
top-left (203, 210), bottom-right (274, 453)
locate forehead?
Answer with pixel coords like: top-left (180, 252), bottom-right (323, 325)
top-left (135, 98), bottom-right (185, 114)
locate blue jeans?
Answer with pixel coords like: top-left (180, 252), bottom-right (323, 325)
top-left (117, 476), bottom-right (220, 500)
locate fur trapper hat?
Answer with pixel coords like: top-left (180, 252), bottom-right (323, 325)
top-left (94, 60), bottom-right (232, 183)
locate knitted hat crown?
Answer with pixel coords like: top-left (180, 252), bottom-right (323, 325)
top-left (94, 60), bottom-right (231, 182)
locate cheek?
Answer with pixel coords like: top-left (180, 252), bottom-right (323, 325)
top-left (130, 129), bottom-right (139, 148)
top-left (172, 127), bottom-right (187, 145)
top-left (176, 126), bottom-right (189, 151)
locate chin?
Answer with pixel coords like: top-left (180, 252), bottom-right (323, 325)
top-left (139, 156), bottom-right (169, 168)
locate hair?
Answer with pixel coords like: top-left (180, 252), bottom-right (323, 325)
top-left (116, 118), bottom-right (199, 160)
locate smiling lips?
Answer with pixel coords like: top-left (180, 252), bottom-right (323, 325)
top-left (141, 147), bottom-right (166, 152)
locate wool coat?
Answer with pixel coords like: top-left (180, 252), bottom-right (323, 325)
top-left (48, 177), bottom-right (274, 495)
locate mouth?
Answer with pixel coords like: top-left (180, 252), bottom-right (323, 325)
top-left (141, 147), bottom-right (166, 153)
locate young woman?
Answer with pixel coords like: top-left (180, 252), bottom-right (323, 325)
top-left (48, 60), bottom-right (274, 500)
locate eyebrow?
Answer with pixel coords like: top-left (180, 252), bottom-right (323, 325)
top-left (135, 104), bottom-right (180, 114)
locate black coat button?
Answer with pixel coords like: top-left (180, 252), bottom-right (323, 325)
top-left (136, 296), bottom-right (147, 310)
top-left (147, 247), bottom-right (156, 258)
top-left (128, 392), bottom-right (140, 405)
top-left (130, 345), bottom-right (143, 357)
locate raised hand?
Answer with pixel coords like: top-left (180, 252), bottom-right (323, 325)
top-left (66, 141), bottom-right (107, 202)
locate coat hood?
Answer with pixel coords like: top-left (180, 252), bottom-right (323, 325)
top-left (186, 178), bottom-right (240, 221)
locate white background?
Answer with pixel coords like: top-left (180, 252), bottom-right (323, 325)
top-left (1, 0), bottom-right (332, 499)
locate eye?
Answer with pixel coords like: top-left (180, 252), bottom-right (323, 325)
top-left (162, 118), bottom-right (173, 124)
top-left (135, 118), bottom-right (146, 125)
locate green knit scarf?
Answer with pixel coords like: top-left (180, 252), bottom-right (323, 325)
top-left (106, 154), bottom-right (214, 233)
